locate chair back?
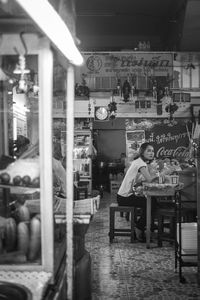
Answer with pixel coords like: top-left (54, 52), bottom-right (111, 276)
top-left (178, 167), bottom-right (197, 203)
top-left (178, 167), bottom-right (197, 220)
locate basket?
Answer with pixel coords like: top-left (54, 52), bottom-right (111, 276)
top-left (74, 195), bottom-right (100, 215)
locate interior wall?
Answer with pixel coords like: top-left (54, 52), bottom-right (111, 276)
top-left (93, 117), bottom-right (192, 162)
top-left (94, 129), bottom-right (126, 161)
top-left (93, 118), bottom-right (126, 161)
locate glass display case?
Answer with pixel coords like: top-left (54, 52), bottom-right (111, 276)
top-left (0, 34), bottom-right (66, 282)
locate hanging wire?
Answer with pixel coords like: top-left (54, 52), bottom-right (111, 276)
top-left (20, 32), bottom-right (28, 55)
top-left (13, 32), bottom-right (28, 55)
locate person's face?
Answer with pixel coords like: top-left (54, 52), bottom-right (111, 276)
top-left (143, 145), bottom-right (154, 161)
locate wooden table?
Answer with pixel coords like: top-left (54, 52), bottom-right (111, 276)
top-left (143, 184), bottom-right (183, 248)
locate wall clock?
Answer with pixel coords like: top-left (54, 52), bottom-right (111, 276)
top-left (94, 106), bottom-right (109, 121)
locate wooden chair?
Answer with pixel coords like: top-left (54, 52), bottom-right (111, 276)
top-left (156, 187), bottom-right (197, 248)
top-left (157, 204), bottom-right (176, 247)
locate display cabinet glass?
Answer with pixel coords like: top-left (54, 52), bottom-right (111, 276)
top-left (74, 131), bottom-right (91, 177)
top-left (0, 34), bottom-right (66, 282)
top-left (73, 131), bottom-right (92, 194)
top-left (0, 51), bottom-right (42, 267)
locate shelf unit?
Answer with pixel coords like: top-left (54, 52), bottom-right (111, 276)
top-left (74, 130), bottom-right (92, 195)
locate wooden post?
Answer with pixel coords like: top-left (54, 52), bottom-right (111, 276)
top-left (197, 143), bottom-right (200, 283)
top-left (38, 38), bottom-right (54, 273)
top-left (0, 81), bottom-right (4, 156)
top-left (66, 64), bottom-right (74, 299)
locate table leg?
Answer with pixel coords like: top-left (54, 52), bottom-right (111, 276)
top-left (146, 195), bottom-right (151, 248)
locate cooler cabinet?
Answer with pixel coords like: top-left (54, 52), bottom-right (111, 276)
top-left (73, 130), bottom-right (92, 195)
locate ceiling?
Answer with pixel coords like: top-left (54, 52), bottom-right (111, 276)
top-left (0, 0), bottom-right (200, 52)
top-left (75, 0), bottom-right (200, 52)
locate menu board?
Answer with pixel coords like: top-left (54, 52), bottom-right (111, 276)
top-left (125, 118), bottom-right (192, 161)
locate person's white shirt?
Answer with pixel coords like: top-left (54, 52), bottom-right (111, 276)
top-left (118, 157), bottom-right (147, 197)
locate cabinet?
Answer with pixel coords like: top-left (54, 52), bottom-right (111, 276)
top-left (0, 34), bottom-right (67, 288)
top-left (175, 190), bottom-right (197, 283)
top-left (74, 130), bottom-right (92, 195)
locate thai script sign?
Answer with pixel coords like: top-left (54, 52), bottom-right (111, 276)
top-left (75, 52), bottom-right (173, 82)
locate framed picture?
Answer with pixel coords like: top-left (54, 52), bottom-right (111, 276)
top-left (173, 92), bottom-right (191, 102)
top-left (140, 100), bottom-right (146, 109)
top-left (191, 104), bottom-right (200, 117)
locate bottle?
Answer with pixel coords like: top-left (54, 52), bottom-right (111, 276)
top-left (162, 162), bottom-right (170, 175)
top-left (146, 41), bottom-right (151, 50)
top-left (158, 171), bottom-right (163, 184)
top-left (138, 41), bottom-right (143, 50)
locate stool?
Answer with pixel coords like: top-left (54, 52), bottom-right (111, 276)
top-left (157, 208), bottom-right (176, 247)
top-left (109, 203), bottom-right (135, 243)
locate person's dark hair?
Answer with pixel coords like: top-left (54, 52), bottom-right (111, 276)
top-left (134, 142), bottom-right (154, 163)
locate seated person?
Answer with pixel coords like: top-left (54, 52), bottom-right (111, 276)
top-left (117, 142), bottom-right (164, 242)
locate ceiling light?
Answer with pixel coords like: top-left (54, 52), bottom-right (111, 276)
top-left (15, 0), bottom-right (83, 66)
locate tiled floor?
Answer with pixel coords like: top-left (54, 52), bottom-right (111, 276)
top-left (85, 192), bottom-right (200, 300)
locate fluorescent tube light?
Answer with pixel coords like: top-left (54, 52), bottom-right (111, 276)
top-left (15, 0), bottom-right (83, 66)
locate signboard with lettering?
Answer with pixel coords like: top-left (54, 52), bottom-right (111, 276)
top-left (75, 52), bottom-right (173, 90)
top-left (125, 118), bottom-right (192, 161)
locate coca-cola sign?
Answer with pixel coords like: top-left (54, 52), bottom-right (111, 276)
top-left (156, 146), bottom-right (190, 159)
top-left (125, 118), bottom-right (192, 161)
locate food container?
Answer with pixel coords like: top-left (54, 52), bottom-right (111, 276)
top-left (165, 175), bottom-right (179, 185)
top-left (171, 175), bottom-right (179, 184)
